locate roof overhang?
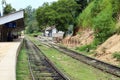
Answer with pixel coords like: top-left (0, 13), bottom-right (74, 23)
top-left (0, 10), bottom-right (24, 31)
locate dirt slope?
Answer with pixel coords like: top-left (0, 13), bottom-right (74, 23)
top-left (62, 28), bottom-right (94, 48)
top-left (95, 14), bottom-right (120, 65)
top-left (95, 34), bottom-right (120, 65)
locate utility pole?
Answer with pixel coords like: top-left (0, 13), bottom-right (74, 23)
top-left (1, 0), bottom-right (6, 16)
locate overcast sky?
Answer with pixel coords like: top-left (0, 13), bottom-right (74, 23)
top-left (0, 0), bottom-right (58, 11)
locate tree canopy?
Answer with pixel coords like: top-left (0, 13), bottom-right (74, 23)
top-left (25, 6), bottom-right (39, 34)
top-left (3, 4), bottom-right (16, 15)
top-left (36, 0), bottom-right (79, 32)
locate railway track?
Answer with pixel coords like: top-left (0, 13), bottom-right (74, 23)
top-left (25, 38), bottom-right (69, 80)
top-left (38, 39), bottom-right (120, 78)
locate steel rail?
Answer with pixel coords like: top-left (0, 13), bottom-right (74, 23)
top-left (39, 40), bottom-right (120, 78)
top-left (25, 38), bottom-right (70, 80)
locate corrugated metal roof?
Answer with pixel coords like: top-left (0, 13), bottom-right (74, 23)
top-left (0, 10), bottom-right (24, 25)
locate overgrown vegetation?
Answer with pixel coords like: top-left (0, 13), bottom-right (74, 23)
top-left (76, 44), bottom-right (95, 52)
top-left (113, 52), bottom-right (120, 61)
top-left (24, 0), bottom-right (92, 36)
top-left (28, 32), bottom-right (42, 37)
top-left (76, 0), bottom-right (120, 52)
top-left (24, 0), bottom-right (120, 53)
top-left (76, 39), bottom-right (99, 53)
top-left (16, 44), bottom-right (31, 80)
top-left (36, 0), bottom-right (79, 34)
top-left (25, 6), bottom-right (39, 34)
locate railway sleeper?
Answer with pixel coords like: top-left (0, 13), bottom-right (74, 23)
top-left (35, 77), bottom-right (54, 80)
top-left (36, 74), bottom-right (62, 80)
top-left (25, 39), bottom-right (69, 80)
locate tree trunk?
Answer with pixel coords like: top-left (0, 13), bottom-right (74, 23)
top-left (73, 26), bottom-right (79, 36)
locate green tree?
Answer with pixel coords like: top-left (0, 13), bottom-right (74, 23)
top-left (36, 3), bottom-right (58, 30)
top-left (3, 4), bottom-right (16, 15)
top-left (75, 0), bottom-right (92, 12)
top-left (25, 6), bottom-right (39, 33)
top-left (36, 0), bottom-right (79, 35)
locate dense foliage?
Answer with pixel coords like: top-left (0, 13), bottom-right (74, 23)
top-left (26, 0), bottom-right (120, 51)
top-left (36, 0), bottom-right (79, 33)
top-left (75, 0), bottom-right (93, 12)
top-left (25, 6), bottom-right (39, 34)
top-left (77, 0), bottom-right (120, 45)
top-left (2, 0), bottom-right (16, 15)
top-left (3, 4), bottom-right (16, 15)
top-left (25, 0), bottom-right (90, 34)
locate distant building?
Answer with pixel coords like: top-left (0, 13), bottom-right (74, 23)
top-left (52, 31), bottom-right (64, 38)
top-left (44, 26), bottom-right (57, 37)
top-left (44, 26), bottom-right (64, 38)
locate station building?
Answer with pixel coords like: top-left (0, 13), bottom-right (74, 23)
top-left (0, 10), bottom-right (24, 41)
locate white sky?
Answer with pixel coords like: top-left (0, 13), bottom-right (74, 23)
top-left (0, 0), bottom-right (58, 11)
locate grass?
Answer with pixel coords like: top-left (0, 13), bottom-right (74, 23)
top-left (27, 32), bottom-right (42, 37)
top-left (113, 52), bottom-right (120, 61)
top-left (28, 36), bottom-right (120, 80)
top-left (16, 44), bottom-right (31, 80)
top-left (77, 0), bottom-right (120, 49)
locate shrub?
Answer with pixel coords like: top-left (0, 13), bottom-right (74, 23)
top-left (76, 43), bottom-right (96, 52)
top-left (113, 52), bottom-right (120, 61)
top-left (116, 25), bottom-right (120, 35)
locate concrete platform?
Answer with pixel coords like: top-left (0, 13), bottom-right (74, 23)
top-left (0, 38), bottom-right (23, 80)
